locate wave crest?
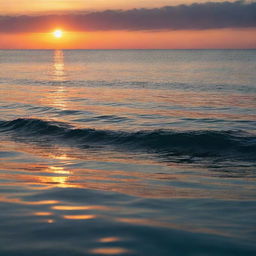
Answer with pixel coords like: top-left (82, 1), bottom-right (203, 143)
top-left (0, 118), bottom-right (255, 160)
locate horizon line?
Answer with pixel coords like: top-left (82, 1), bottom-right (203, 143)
top-left (1, 48), bottom-right (256, 50)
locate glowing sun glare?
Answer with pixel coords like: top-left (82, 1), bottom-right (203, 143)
top-left (53, 29), bottom-right (63, 38)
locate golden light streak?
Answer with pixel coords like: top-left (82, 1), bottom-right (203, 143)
top-left (89, 247), bottom-right (131, 255)
top-left (34, 212), bottom-right (53, 216)
top-left (98, 237), bottom-right (121, 243)
top-left (52, 205), bottom-right (112, 211)
top-left (63, 214), bottom-right (96, 220)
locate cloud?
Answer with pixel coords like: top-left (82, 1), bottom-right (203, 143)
top-left (0, 1), bottom-right (256, 33)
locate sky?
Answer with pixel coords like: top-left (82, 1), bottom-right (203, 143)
top-left (0, 0), bottom-right (256, 49)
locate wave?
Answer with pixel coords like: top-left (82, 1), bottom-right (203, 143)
top-left (0, 118), bottom-right (255, 160)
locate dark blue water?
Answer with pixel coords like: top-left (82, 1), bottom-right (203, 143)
top-left (0, 50), bottom-right (256, 255)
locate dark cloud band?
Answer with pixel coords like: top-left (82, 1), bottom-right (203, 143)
top-left (0, 1), bottom-right (256, 33)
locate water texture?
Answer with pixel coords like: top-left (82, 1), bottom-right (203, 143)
top-left (0, 50), bottom-right (256, 255)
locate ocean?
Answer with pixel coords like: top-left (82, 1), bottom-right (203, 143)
top-left (0, 50), bottom-right (255, 255)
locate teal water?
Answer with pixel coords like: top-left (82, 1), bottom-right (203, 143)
top-left (0, 50), bottom-right (256, 255)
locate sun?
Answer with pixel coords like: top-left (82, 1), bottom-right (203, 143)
top-left (53, 29), bottom-right (63, 38)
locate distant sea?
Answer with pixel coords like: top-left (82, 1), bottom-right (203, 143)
top-left (0, 50), bottom-right (256, 256)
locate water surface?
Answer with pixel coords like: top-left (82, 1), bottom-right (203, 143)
top-left (0, 50), bottom-right (256, 255)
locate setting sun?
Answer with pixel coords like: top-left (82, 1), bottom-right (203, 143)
top-left (53, 29), bottom-right (63, 38)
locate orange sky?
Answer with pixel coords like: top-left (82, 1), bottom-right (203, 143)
top-left (1, 29), bottom-right (255, 49)
top-left (0, 0), bottom-right (255, 49)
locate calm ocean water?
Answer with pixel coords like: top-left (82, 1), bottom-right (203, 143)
top-left (0, 50), bottom-right (255, 255)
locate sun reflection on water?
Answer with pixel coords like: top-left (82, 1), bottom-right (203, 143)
top-left (49, 49), bottom-right (69, 111)
top-left (43, 165), bottom-right (72, 188)
top-left (63, 215), bottom-right (96, 220)
top-left (34, 212), bottom-right (53, 216)
top-left (52, 205), bottom-right (112, 211)
top-left (98, 237), bottom-right (121, 243)
top-left (53, 50), bottom-right (65, 82)
top-left (49, 166), bottom-right (70, 175)
top-left (89, 247), bottom-right (130, 255)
